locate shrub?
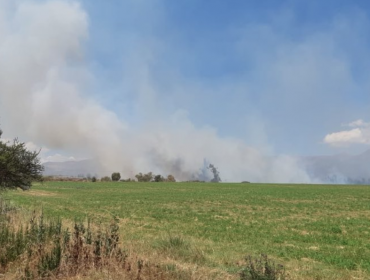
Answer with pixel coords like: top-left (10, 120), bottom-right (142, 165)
top-left (1, 203), bottom-right (203, 279)
top-left (101, 176), bottom-right (111, 182)
top-left (120, 178), bottom-right (135, 182)
top-left (166, 175), bottom-right (176, 182)
top-left (154, 175), bottom-right (165, 182)
top-left (240, 254), bottom-right (286, 280)
top-left (154, 234), bottom-right (206, 264)
top-left (135, 172), bottom-right (153, 182)
top-left (0, 207), bottom-right (126, 278)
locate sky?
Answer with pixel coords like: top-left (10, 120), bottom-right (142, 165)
top-left (0, 0), bottom-right (370, 182)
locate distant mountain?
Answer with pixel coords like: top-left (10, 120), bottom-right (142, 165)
top-left (43, 159), bottom-right (101, 178)
top-left (301, 149), bottom-right (370, 184)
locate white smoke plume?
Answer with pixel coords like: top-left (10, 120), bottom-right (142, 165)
top-left (0, 0), bottom-right (312, 183)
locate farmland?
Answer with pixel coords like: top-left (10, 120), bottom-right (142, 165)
top-left (4, 182), bottom-right (370, 279)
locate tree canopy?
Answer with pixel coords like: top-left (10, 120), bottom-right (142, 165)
top-left (135, 172), bottom-right (153, 182)
top-left (166, 174), bottom-right (176, 182)
top-left (111, 172), bottom-right (121, 181)
top-left (0, 129), bottom-right (44, 190)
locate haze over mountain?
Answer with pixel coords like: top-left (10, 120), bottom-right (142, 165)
top-left (43, 160), bottom-right (101, 178)
top-left (302, 149), bottom-right (370, 184)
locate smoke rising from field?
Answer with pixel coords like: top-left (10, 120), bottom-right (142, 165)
top-left (0, 0), bottom-right (313, 183)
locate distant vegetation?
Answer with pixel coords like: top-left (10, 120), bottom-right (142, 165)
top-left (111, 172), bottom-right (121, 181)
top-left (42, 162), bottom-right (225, 184)
top-left (42, 172), bottom-right (177, 183)
top-left (100, 176), bottom-right (111, 182)
top-left (135, 172), bottom-right (154, 182)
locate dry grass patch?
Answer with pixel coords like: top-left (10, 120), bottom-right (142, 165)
top-left (0, 199), bottom-right (236, 280)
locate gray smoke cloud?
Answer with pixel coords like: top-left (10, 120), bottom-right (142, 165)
top-left (0, 0), bottom-right (313, 183)
top-left (208, 164), bottom-right (221, 182)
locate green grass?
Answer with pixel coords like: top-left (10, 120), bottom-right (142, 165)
top-left (4, 182), bottom-right (370, 279)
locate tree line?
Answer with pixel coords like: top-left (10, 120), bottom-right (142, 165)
top-left (99, 172), bottom-right (176, 183)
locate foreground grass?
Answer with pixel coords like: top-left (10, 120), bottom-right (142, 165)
top-left (4, 182), bottom-right (370, 279)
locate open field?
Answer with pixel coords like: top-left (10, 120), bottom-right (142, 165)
top-left (4, 182), bottom-right (370, 279)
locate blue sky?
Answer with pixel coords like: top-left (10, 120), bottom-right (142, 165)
top-left (80, 0), bottom-right (370, 155)
top-left (1, 0), bottom-right (370, 181)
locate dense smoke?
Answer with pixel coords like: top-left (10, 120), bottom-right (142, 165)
top-left (0, 0), bottom-right (313, 183)
top-left (208, 164), bottom-right (221, 183)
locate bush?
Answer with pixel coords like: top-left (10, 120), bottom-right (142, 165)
top-left (120, 178), bottom-right (135, 182)
top-left (154, 175), bottom-right (165, 182)
top-left (101, 176), bottom-right (111, 182)
top-left (166, 175), bottom-right (176, 182)
top-left (240, 254), bottom-right (286, 280)
top-left (91, 177), bottom-right (97, 182)
top-left (1, 203), bottom-right (208, 279)
top-left (0, 207), bottom-right (126, 278)
top-left (111, 172), bottom-right (121, 181)
top-left (135, 172), bottom-right (153, 182)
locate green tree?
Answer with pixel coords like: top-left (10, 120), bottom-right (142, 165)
top-left (135, 172), bottom-right (143, 182)
top-left (135, 172), bottom-right (153, 182)
top-left (111, 172), bottom-right (121, 181)
top-left (154, 174), bottom-right (164, 182)
top-left (0, 129), bottom-right (44, 190)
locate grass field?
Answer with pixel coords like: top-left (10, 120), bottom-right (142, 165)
top-left (4, 182), bottom-right (370, 279)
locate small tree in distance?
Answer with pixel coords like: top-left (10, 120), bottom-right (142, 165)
top-left (101, 176), bottom-right (111, 182)
top-left (135, 172), bottom-right (153, 182)
top-left (154, 174), bottom-right (165, 182)
top-left (111, 172), bottom-right (121, 181)
top-left (166, 175), bottom-right (176, 182)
